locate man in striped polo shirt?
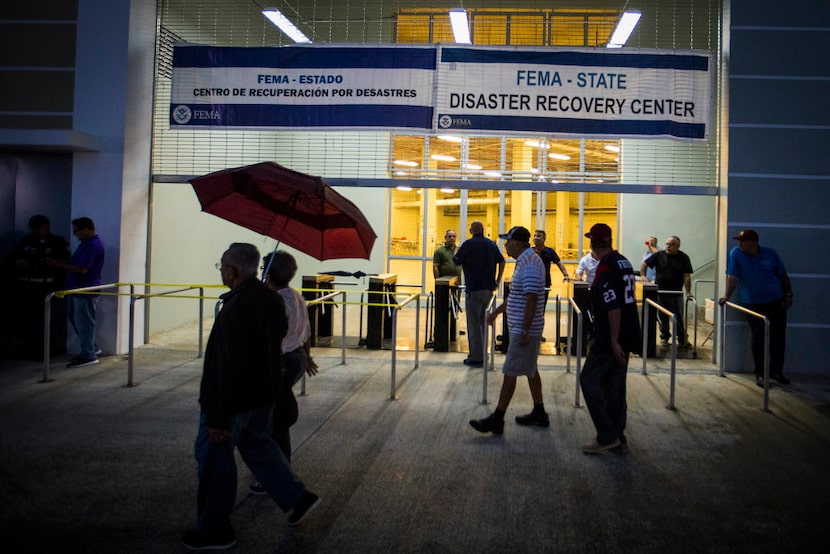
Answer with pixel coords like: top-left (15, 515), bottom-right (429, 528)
top-left (470, 226), bottom-right (548, 435)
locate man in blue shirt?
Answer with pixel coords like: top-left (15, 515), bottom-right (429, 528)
top-left (51, 217), bottom-right (105, 368)
top-left (719, 229), bottom-right (793, 387)
top-left (453, 221), bottom-right (505, 367)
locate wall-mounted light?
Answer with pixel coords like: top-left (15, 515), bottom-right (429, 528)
top-left (263, 8), bottom-right (311, 43)
top-left (607, 11), bottom-right (641, 48)
top-left (449, 8), bottom-right (471, 44)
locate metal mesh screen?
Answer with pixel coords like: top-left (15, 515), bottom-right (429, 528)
top-left (152, 0), bottom-right (720, 188)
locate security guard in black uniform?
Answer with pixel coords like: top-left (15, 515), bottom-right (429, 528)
top-left (8, 215), bottom-right (70, 359)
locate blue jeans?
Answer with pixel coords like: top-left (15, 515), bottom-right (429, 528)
top-left (580, 352), bottom-right (628, 446)
top-left (194, 406), bottom-right (306, 534)
top-left (657, 293), bottom-right (687, 343)
top-left (68, 295), bottom-right (98, 359)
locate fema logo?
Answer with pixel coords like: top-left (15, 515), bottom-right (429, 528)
top-left (438, 115), bottom-right (453, 129)
top-left (172, 105), bottom-right (192, 124)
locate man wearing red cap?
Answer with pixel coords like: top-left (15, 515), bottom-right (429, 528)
top-left (719, 229), bottom-right (793, 387)
top-left (579, 223), bottom-right (641, 455)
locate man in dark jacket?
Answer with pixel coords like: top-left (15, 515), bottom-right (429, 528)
top-left (182, 243), bottom-right (320, 551)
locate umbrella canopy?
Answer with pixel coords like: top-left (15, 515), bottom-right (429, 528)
top-left (190, 162), bottom-right (377, 260)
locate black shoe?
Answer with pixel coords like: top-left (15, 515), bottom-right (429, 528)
top-left (469, 414), bottom-right (504, 435)
top-left (462, 358), bottom-right (483, 367)
top-left (610, 441), bottom-right (630, 455)
top-left (181, 528), bottom-right (237, 551)
top-left (289, 491), bottom-right (321, 526)
top-left (249, 481), bottom-right (267, 495)
top-left (772, 373), bottom-right (790, 385)
top-left (756, 375), bottom-right (766, 388)
top-left (515, 410), bottom-right (550, 427)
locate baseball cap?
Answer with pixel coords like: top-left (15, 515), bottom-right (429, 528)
top-left (733, 229), bottom-right (759, 242)
top-left (499, 226), bottom-right (531, 243)
top-left (585, 223), bottom-right (612, 240)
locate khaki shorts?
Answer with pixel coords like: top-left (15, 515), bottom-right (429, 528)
top-left (502, 333), bottom-right (541, 377)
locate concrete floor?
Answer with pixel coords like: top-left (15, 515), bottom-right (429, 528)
top-left (1, 313), bottom-right (829, 553)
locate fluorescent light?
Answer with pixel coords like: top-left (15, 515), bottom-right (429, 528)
top-left (525, 140), bottom-right (548, 149)
top-left (607, 11), bottom-right (641, 48)
top-left (394, 160), bottom-right (418, 167)
top-left (483, 171), bottom-right (502, 178)
top-left (604, 144), bottom-right (620, 153)
top-left (431, 154), bottom-right (456, 162)
top-left (449, 8), bottom-right (471, 44)
top-left (394, 171), bottom-right (408, 176)
top-left (548, 153), bottom-right (571, 161)
top-left (437, 134), bottom-right (463, 143)
top-left (263, 8), bottom-right (311, 43)
top-left (396, 185), bottom-right (413, 191)
top-left (464, 163), bottom-right (482, 170)
top-left (440, 188), bottom-right (456, 193)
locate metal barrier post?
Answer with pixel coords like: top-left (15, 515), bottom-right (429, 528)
top-left (128, 293), bottom-right (136, 387)
top-left (643, 298), bottom-right (679, 409)
top-left (482, 294), bottom-right (497, 404)
top-left (340, 290), bottom-right (347, 365)
top-left (720, 301), bottom-right (772, 413)
top-left (198, 287), bottom-right (205, 358)
top-left (42, 293), bottom-right (55, 383)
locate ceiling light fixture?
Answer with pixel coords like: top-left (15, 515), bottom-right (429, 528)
top-left (437, 134), bottom-right (463, 143)
top-left (607, 11), bottom-right (641, 48)
top-left (394, 160), bottom-right (419, 167)
top-left (449, 8), bottom-right (471, 44)
top-left (431, 154), bottom-right (456, 162)
top-left (524, 140), bottom-right (548, 149)
top-left (263, 8), bottom-right (311, 43)
top-left (464, 163), bottom-right (482, 170)
top-left (483, 171), bottom-right (502, 178)
top-left (440, 188), bottom-right (456, 193)
top-left (548, 153), bottom-right (571, 161)
top-left (604, 144), bottom-right (620, 153)
top-left (396, 185), bottom-right (413, 191)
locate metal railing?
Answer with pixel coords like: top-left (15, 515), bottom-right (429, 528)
top-left (691, 279), bottom-right (715, 362)
top-left (642, 298), bottom-right (679, 410)
top-left (389, 292), bottom-right (421, 400)
top-left (565, 297), bottom-right (584, 408)
top-left (482, 293), bottom-right (499, 404)
top-left (719, 301), bottom-right (771, 413)
top-left (43, 282), bottom-right (223, 385)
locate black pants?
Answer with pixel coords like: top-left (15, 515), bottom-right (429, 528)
top-left (580, 352), bottom-right (628, 445)
top-left (745, 299), bottom-right (787, 377)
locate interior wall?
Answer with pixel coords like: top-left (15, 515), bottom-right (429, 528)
top-left (148, 182), bottom-right (387, 334)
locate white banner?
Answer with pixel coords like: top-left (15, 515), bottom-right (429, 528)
top-left (435, 46), bottom-right (712, 139)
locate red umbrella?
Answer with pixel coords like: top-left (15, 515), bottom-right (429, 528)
top-left (190, 162), bottom-right (376, 260)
